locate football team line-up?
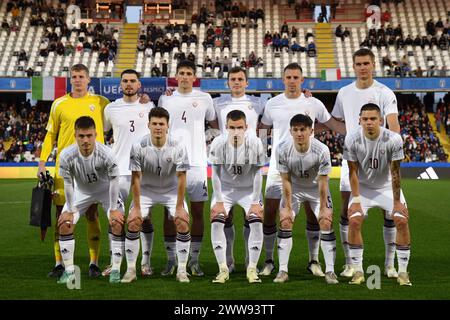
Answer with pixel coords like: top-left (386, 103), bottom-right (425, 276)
top-left (37, 47), bottom-right (411, 287)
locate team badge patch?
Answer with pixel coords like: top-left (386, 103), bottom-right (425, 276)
top-left (167, 157), bottom-right (172, 162)
top-left (89, 104), bottom-right (95, 111)
top-left (247, 103), bottom-right (253, 110)
top-left (192, 101), bottom-right (198, 108)
top-left (139, 112), bottom-right (145, 118)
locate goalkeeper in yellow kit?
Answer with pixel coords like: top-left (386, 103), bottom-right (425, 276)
top-left (38, 64), bottom-right (109, 278)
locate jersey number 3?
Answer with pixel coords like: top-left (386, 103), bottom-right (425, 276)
top-left (129, 120), bottom-right (135, 132)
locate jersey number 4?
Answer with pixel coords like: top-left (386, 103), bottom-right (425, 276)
top-left (181, 111), bottom-right (187, 123)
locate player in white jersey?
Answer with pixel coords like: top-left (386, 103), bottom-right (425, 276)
top-left (121, 107), bottom-right (192, 283)
top-left (213, 67), bottom-right (266, 273)
top-left (158, 60), bottom-right (216, 277)
top-left (274, 114), bottom-right (339, 285)
top-left (331, 48), bottom-right (401, 278)
top-left (258, 63), bottom-right (345, 276)
top-left (102, 69), bottom-right (155, 277)
top-left (343, 103), bottom-right (411, 286)
top-left (214, 67), bottom-right (265, 134)
top-left (208, 110), bottom-right (266, 284)
top-left (56, 116), bottom-right (124, 285)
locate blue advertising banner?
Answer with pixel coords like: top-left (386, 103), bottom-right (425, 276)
top-left (1, 77), bottom-right (449, 94)
top-left (140, 77), bottom-right (167, 101)
top-left (100, 77), bottom-right (166, 101)
top-left (199, 77), bottom-right (450, 91)
top-left (0, 78), bottom-right (31, 91)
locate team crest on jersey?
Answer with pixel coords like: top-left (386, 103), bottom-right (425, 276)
top-left (380, 149), bottom-right (386, 155)
top-left (139, 112), bottom-right (145, 118)
top-left (89, 104), bottom-right (95, 111)
top-left (192, 101), bottom-right (198, 108)
top-left (167, 157), bottom-right (172, 163)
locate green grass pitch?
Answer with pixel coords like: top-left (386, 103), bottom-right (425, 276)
top-left (0, 178), bottom-right (449, 300)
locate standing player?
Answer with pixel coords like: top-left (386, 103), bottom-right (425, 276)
top-left (258, 63), bottom-right (345, 276)
top-left (331, 48), bottom-right (401, 278)
top-left (38, 64), bottom-right (110, 278)
top-left (121, 107), bottom-right (192, 283)
top-left (56, 116), bottom-right (124, 284)
top-left (213, 66), bottom-right (265, 272)
top-left (158, 60), bottom-right (216, 276)
top-left (274, 114), bottom-right (338, 284)
top-left (102, 69), bottom-right (155, 277)
top-left (343, 104), bottom-right (411, 286)
top-left (209, 110), bottom-right (266, 284)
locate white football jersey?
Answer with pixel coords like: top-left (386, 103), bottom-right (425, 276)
top-left (276, 137), bottom-right (332, 189)
top-left (213, 94), bottom-right (265, 134)
top-left (158, 89), bottom-right (216, 167)
top-left (261, 93), bottom-right (332, 174)
top-left (129, 134), bottom-right (190, 194)
top-left (332, 80), bottom-right (398, 133)
top-left (104, 98), bottom-right (154, 175)
top-left (59, 142), bottom-right (120, 194)
top-left (209, 133), bottom-right (266, 188)
top-left (343, 127), bottom-right (404, 189)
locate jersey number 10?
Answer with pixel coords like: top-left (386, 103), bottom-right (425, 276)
top-left (369, 158), bottom-right (379, 169)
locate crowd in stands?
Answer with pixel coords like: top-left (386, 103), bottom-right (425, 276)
top-left (137, 23), bottom-right (197, 57)
top-left (399, 96), bottom-right (448, 162)
top-left (0, 101), bottom-right (48, 162)
top-left (37, 21), bottom-right (119, 65)
top-left (353, 14), bottom-right (450, 77)
top-left (264, 22), bottom-right (316, 57)
top-left (438, 92), bottom-right (450, 137)
top-left (2, 0), bottom-right (120, 77)
top-left (335, 25), bottom-right (351, 41)
top-left (316, 131), bottom-right (344, 166)
top-left (193, 1), bottom-right (265, 25)
top-left (359, 23), bottom-right (449, 52)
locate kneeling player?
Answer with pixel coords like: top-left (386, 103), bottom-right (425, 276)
top-left (209, 110), bottom-right (266, 284)
top-left (57, 116), bottom-right (124, 284)
top-left (121, 107), bottom-right (192, 283)
top-left (344, 103), bottom-right (411, 286)
top-left (274, 114), bottom-right (338, 284)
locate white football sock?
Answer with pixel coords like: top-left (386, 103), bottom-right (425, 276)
top-left (248, 217), bottom-right (263, 270)
top-left (125, 231), bottom-right (140, 272)
top-left (176, 232), bottom-right (191, 273)
top-left (211, 220), bottom-right (227, 267)
top-left (306, 225), bottom-right (320, 262)
top-left (59, 234), bottom-right (75, 273)
top-left (396, 244), bottom-right (411, 273)
top-left (277, 229), bottom-right (293, 273)
top-left (320, 230), bottom-right (337, 273)
top-left (140, 223), bottom-right (154, 266)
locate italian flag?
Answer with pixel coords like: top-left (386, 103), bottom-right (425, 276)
top-left (32, 77), bottom-right (67, 101)
top-left (320, 68), bottom-right (341, 81)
